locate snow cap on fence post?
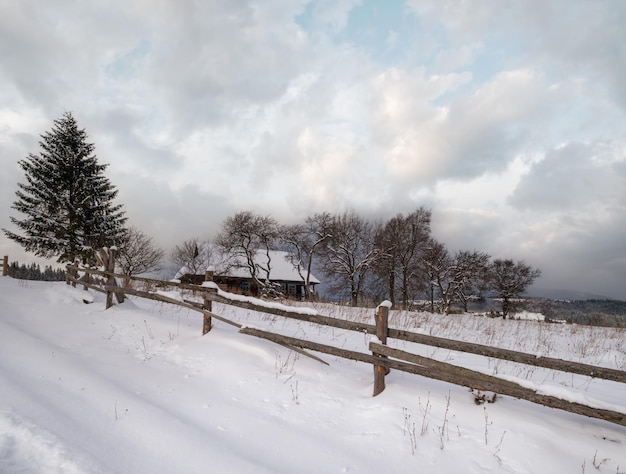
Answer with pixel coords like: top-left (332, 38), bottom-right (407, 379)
top-left (377, 300), bottom-right (393, 308)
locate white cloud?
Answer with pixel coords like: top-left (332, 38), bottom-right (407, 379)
top-left (509, 142), bottom-right (626, 212)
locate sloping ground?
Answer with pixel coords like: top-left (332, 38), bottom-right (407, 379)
top-left (0, 277), bottom-right (625, 473)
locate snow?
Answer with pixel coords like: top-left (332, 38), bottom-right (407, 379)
top-left (213, 287), bottom-right (319, 316)
top-left (153, 290), bottom-right (184, 302)
top-left (377, 299), bottom-right (393, 310)
top-left (509, 310), bottom-right (545, 322)
top-left (200, 281), bottom-right (219, 290)
top-left (1, 277), bottom-right (625, 473)
top-left (498, 375), bottom-right (626, 414)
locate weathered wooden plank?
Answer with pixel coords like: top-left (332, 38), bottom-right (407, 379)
top-left (102, 286), bottom-right (327, 365)
top-left (388, 328), bottom-right (626, 384)
top-left (206, 292), bottom-right (376, 334)
top-left (101, 285), bottom-right (237, 327)
top-left (370, 342), bottom-right (626, 427)
top-left (206, 294), bottom-right (626, 384)
top-left (240, 327), bottom-right (381, 365)
top-left (66, 274), bottom-right (106, 295)
top-left (181, 301), bottom-right (328, 365)
top-left (238, 329), bottom-right (626, 427)
top-left (66, 264), bottom-right (213, 293)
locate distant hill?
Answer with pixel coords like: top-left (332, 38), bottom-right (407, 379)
top-left (464, 291), bottom-right (626, 328)
top-left (526, 288), bottom-right (621, 302)
top-left (522, 298), bottom-right (626, 328)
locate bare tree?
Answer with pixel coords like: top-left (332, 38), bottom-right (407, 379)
top-left (373, 208), bottom-right (432, 310)
top-left (453, 250), bottom-right (491, 312)
top-left (116, 227), bottom-right (164, 284)
top-left (490, 259), bottom-right (541, 318)
top-left (319, 211), bottom-right (382, 307)
top-left (215, 211), bottom-right (280, 296)
top-left (423, 244), bottom-right (493, 315)
top-left (422, 240), bottom-right (457, 314)
top-left (281, 212), bottom-right (332, 300)
top-left (171, 237), bottom-right (212, 277)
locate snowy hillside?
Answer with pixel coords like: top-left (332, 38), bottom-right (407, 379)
top-left (1, 277), bottom-right (625, 473)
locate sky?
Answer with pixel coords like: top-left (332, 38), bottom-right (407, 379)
top-left (1, 0), bottom-right (625, 299)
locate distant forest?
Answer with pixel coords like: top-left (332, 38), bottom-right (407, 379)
top-left (525, 298), bottom-right (626, 328)
top-left (447, 296), bottom-right (626, 328)
top-left (7, 261), bottom-right (66, 281)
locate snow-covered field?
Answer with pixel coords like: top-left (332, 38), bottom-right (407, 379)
top-left (1, 277), bottom-right (625, 473)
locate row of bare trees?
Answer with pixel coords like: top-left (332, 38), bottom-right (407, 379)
top-left (114, 209), bottom-right (541, 317)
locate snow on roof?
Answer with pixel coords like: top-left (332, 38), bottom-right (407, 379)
top-left (174, 265), bottom-right (191, 280)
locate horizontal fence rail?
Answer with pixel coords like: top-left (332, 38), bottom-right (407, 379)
top-left (65, 256), bottom-right (626, 427)
top-left (388, 328), bottom-right (626, 384)
top-left (369, 342), bottom-right (625, 427)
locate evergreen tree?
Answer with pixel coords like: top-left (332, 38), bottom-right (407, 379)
top-left (3, 112), bottom-right (127, 263)
top-left (7, 260), bottom-right (65, 281)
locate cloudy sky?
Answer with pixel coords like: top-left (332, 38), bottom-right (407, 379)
top-left (1, 0), bottom-right (625, 299)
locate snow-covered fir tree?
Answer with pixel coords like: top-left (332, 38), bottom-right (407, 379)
top-left (3, 112), bottom-right (127, 263)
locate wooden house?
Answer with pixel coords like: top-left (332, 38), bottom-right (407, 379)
top-left (175, 249), bottom-right (320, 300)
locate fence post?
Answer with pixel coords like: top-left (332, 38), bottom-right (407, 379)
top-left (373, 301), bottom-right (391, 396)
top-left (105, 249), bottom-right (114, 309)
top-left (71, 259), bottom-right (80, 287)
top-left (202, 270), bottom-right (214, 335)
top-left (66, 262), bottom-right (78, 285)
top-left (2, 256), bottom-right (8, 276)
top-left (102, 247), bottom-right (125, 308)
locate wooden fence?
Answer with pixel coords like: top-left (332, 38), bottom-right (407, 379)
top-left (2, 256), bottom-right (8, 277)
top-left (65, 255), bottom-right (626, 428)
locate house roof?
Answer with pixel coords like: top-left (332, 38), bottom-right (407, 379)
top-left (222, 250), bottom-right (320, 284)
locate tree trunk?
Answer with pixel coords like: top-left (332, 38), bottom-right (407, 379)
top-left (388, 270), bottom-right (395, 307)
top-left (429, 281), bottom-right (435, 313)
top-left (304, 260), bottom-right (313, 300)
top-left (401, 273), bottom-right (409, 310)
top-left (502, 297), bottom-right (510, 319)
top-left (350, 279), bottom-right (358, 306)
